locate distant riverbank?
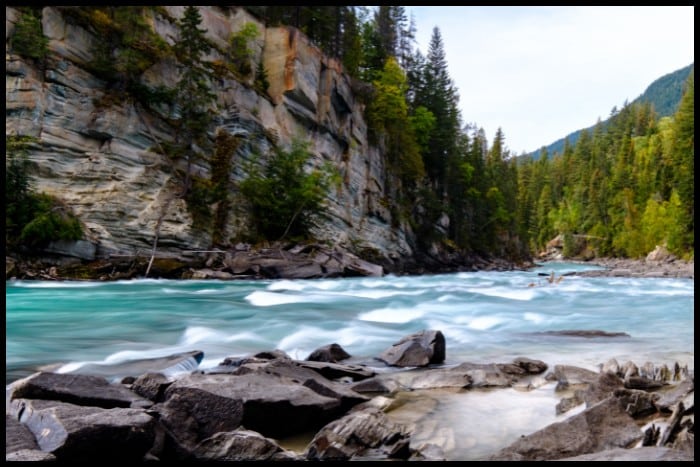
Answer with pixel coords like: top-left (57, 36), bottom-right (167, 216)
top-left (570, 257), bottom-right (693, 279)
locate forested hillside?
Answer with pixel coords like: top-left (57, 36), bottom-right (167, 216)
top-left (6, 6), bottom-right (694, 270)
top-left (529, 63), bottom-right (693, 160)
top-left (517, 69), bottom-right (694, 259)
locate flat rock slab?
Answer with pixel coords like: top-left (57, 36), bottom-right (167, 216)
top-left (7, 371), bottom-right (152, 409)
top-left (161, 372), bottom-right (343, 439)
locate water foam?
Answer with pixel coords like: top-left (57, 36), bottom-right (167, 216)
top-left (358, 307), bottom-right (426, 323)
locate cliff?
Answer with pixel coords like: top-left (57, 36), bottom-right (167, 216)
top-left (6, 6), bottom-right (415, 271)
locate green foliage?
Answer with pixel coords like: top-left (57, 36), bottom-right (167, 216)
top-left (239, 140), bottom-right (338, 241)
top-left (365, 57), bottom-right (425, 188)
top-left (11, 8), bottom-right (49, 61)
top-left (254, 61), bottom-right (270, 94)
top-left (173, 6), bottom-right (216, 196)
top-left (210, 130), bottom-right (241, 245)
top-left (6, 135), bottom-right (36, 239)
top-left (6, 136), bottom-right (83, 249)
top-left (517, 72), bottom-right (693, 260)
top-left (228, 22), bottom-right (259, 78)
top-left (20, 194), bottom-right (83, 247)
top-left (83, 7), bottom-right (170, 91)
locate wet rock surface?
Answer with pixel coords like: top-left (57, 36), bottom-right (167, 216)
top-left (5, 332), bottom-right (694, 462)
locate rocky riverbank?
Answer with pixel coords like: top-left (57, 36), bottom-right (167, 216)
top-left (5, 241), bottom-right (531, 282)
top-left (6, 330), bottom-right (694, 461)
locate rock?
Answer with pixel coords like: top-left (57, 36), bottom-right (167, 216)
top-left (153, 387), bottom-right (244, 458)
top-left (556, 371), bottom-right (624, 415)
top-left (646, 245), bottom-right (675, 263)
top-left (306, 343), bottom-right (352, 363)
top-left (613, 388), bottom-right (660, 418)
top-left (192, 429), bottom-right (303, 461)
top-left (6, 256), bottom-right (17, 279)
top-left (190, 268), bottom-right (234, 280)
top-left (349, 377), bottom-right (402, 395)
top-left (545, 364), bottom-right (600, 391)
top-left (557, 446), bottom-right (693, 461)
top-left (7, 372), bottom-right (152, 409)
top-left (6, 449), bottom-right (57, 461)
top-left (43, 239), bottom-right (97, 261)
top-left (624, 375), bottom-right (664, 390)
top-left (512, 357), bottom-right (548, 374)
top-left (6, 5), bottom-right (415, 269)
top-left (294, 360), bottom-right (376, 381)
top-left (377, 330), bottom-right (446, 367)
top-left (304, 407), bottom-right (411, 460)
top-left (11, 399), bottom-right (156, 461)
top-left (130, 372), bottom-right (172, 402)
top-left (489, 394), bottom-right (644, 461)
top-left (159, 372), bottom-right (344, 439)
top-left (654, 379), bottom-right (694, 412)
top-left (538, 330), bottom-right (630, 338)
top-left (6, 414), bottom-right (40, 454)
top-left (247, 359), bottom-right (369, 412)
top-left (59, 350), bottom-right (204, 381)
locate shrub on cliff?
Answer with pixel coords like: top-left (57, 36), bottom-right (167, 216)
top-left (10, 8), bottom-right (49, 62)
top-left (5, 136), bottom-right (83, 250)
top-left (239, 139), bottom-right (339, 241)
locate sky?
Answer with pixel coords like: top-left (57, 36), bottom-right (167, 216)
top-left (405, 6), bottom-right (694, 155)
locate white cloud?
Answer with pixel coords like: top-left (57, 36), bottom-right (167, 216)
top-left (407, 6), bottom-right (694, 155)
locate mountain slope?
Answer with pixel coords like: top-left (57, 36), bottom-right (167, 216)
top-left (528, 62), bottom-right (693, 160)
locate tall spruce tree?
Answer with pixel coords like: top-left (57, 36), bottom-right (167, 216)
top-left (173, 6), bottom-right (216, 195)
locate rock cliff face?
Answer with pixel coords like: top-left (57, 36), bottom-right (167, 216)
top-left (5, 6), bottom-right (413, 263)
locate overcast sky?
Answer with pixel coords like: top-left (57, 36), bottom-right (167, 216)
top-left (405, 6), bottom-right (694, 155)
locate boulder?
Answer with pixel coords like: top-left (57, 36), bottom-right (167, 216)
top-left (192, 429), bottom-right (303, 461)
top-left (545, 364), bottom-right (600, 391)
top-left (489, 394), bottom-right (644, 461)
top-left (377, 330), bottom-right (446, 367)
top-left (306, 343), bottom-right (352, 363)
top-left (558, 446), bottom-right (693, 461)
top-left (130, 372), bottom-right (172, 402)
top-left (6, 414), bottom-right (40, 454)
top-left (159, 372), bottom-right (343, 439)
top-left (252, 359), bottom-right (369, 411)
top-left (11, 399), bottom-right (155, 462)
top-left (304, 407), bottom-right (411, 460)
top-left (7, 372), bottom-right (152, 409)
top-left (294, 360), bottom-right (376, 381)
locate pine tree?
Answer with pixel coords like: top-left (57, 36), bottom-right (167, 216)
top-left (172, 6), bottom-right (216, 196)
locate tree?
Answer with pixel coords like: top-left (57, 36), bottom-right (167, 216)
top-left (239, 140), bottom-right (338, 241)
top-left (6, 136), bottom-right (35, 240)
top-left (669, 69), bottom-right (694, 252)
top-left (414, 27), bottom-right (461, 196)
top-left (365, 57), bottom-right (425, 190)
top-left (172, 6), bottom-right (216, 196)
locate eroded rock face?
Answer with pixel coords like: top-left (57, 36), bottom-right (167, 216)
top-left (5, 6), bottom-right (412, 263)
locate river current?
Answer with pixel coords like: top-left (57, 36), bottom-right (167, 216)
top-left (5, 261), bottom-right (694, 459)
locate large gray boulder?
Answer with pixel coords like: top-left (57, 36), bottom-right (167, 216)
top-left (158, 372), bottom-right (343, 439)
top-left (10, 399), bottom-right (155, 462)
top-left (489, 393), bottom-right (644, 461)
top-left (306, 343), bottom-right (352, 363)
top-left (304, 407), bottom-right (411, 460)
top-left (192, 429), bottom-right (303, 461)
top-left (377, 330), bottom-right (445, 367)
top-left (7, 372), bottom-right (152, 409)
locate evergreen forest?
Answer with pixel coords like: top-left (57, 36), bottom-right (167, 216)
top-left (6, 6), bottom-right (695, 262)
